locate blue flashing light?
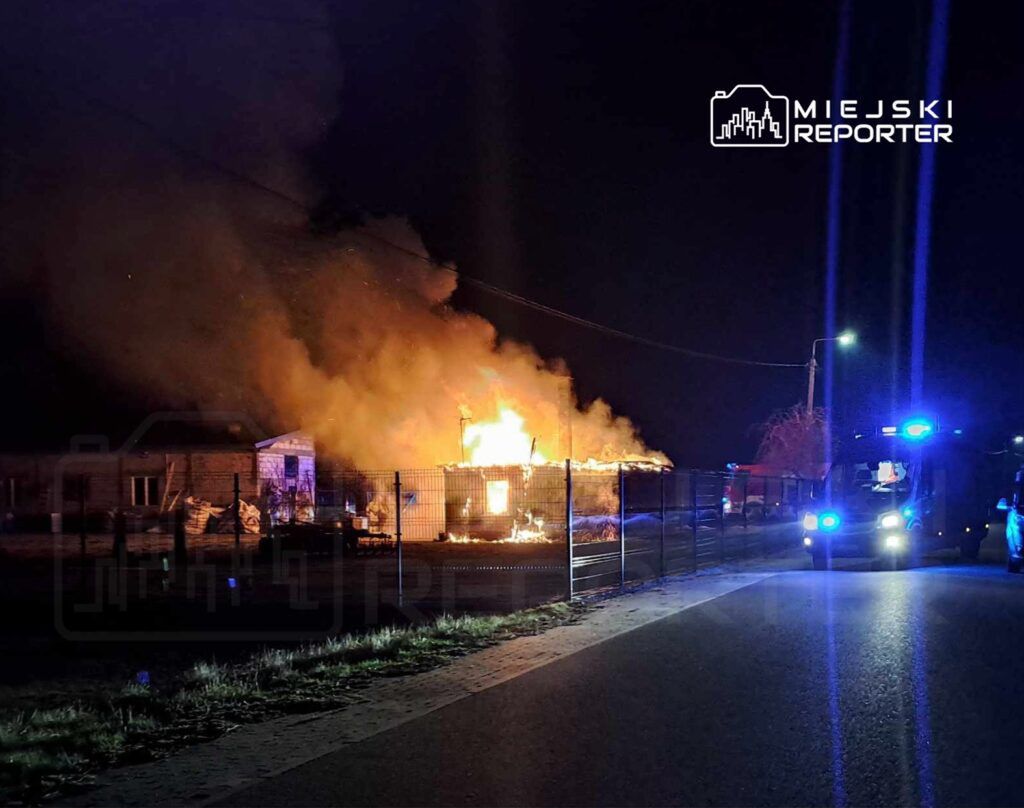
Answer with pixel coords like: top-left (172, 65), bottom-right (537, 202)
top-left (227, 577), bottom-right (238, 589)
top-left (902, 507), bottom-right (914, 519)
top-left (819, 511), bottom-right (841, 531)
top-left (901, 418), bottom-right (935, 441)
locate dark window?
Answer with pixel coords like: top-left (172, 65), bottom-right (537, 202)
top-left (131, 476), bottom-right (160, 506)
top-left (284, 455), bottom-right (299, 479)
top-left (63, 475), bottom-right (91, 502)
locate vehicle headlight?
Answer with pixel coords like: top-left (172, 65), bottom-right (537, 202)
top-left (879, 512), bottom-right (903, 530)
top-left (802, 512), bottom-right (819, 531)
top-left (884, 534), bottom-right (903, 550)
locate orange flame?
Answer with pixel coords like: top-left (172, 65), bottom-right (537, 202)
top-left (462, 407), bottom-right (546, 466)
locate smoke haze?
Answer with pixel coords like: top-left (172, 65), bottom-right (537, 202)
top-left (0, 0), bottom-right (667, 467)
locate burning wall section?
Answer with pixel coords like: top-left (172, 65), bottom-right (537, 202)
top-left (443, 465), bottom-right (567, 543)
top-left (313, 463), bottom-right (627, 544)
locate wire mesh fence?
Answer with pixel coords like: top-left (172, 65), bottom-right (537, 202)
top-left (0, 463), bottom-right (815, 608)
top-left (567, 467), bottom-right (816, 596)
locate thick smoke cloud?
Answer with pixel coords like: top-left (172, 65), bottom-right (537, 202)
top-left (0, 1), bottom-right (667, 467)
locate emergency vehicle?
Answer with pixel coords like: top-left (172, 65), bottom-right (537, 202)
top-left (803, 419), bottom-right (989, 569)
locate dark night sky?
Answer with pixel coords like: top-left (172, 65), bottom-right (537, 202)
top-left (1, 0), bottom-right (1022, 466)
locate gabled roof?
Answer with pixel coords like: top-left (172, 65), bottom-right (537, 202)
top-left (254, 431), bottom-right (314, 450)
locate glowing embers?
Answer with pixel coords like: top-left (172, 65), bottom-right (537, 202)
top-left (447, 511), bottom-right (550, 544)
top-left (463, 407), bottom-right (545, 467)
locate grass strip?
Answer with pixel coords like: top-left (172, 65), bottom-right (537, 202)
top-left (0, 601), bottom-right (584, 803)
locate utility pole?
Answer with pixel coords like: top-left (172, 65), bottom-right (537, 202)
top-left (806, 331), bottom-right (856, 411)
top-left (459, 414), bottom-right (472, 464)
top-left (806, 349), bottom-right (818, 414)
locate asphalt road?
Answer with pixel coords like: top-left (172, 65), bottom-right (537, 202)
top-left (219, 559), bottom-right (1024, 807)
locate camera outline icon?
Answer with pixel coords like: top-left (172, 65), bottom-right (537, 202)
top-left (710, 85), bottom-right (790, 148)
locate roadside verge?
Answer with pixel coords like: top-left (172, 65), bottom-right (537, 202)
top-left (68, 572), bottom-right (774, 807)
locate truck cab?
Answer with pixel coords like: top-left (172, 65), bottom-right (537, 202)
top-left (803, 423), bottom-right (989, 570)
top-left (1000, 466), bottom-right (1024, 573)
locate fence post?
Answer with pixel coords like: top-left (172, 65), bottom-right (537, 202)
top-left (394, 471), bottom-right (403, 607)
top-left (565, 459), bottom-right (574, 600)
top-left (765, 476), bottom-right (778, 558)
top-left (689, 472), bottom-right (699, 570)
top-left (78, 473), bottom-right (87, 557)
top-left (174, 507), bottom-right (187, 568)
top-left (659, 469), bottom-right (666, 577)
top-left (742, 475), bottom-right (749, 529)
top-left (741, 475), bottom-right (749, 558)
top-left (718, 475), bottom-right (726, 563)
top-left (112, 509), bottom-right (126, 560)
top-left (233, 473), bottom-right (241, 548)
top-left (113, 457), bottom-right (125, 560)
top-left (619, 464), bottom-right (626, 589)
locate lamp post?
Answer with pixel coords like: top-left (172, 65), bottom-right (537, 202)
top-left (806, 331), bottom-right (856, 412)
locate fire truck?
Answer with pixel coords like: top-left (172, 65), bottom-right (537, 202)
top-left (999, 464), bottom-right (1024, 573)
top-left (802, 419), bottom-right (990, 569)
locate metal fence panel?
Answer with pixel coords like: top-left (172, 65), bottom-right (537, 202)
top-left (3, 462), bottom-right (814, 605)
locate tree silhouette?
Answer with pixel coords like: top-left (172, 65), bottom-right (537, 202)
top-left (756, 405), bottom-right (829, 478)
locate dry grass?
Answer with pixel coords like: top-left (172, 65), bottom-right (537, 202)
top-left (0, 601), bottom-right (584, 802)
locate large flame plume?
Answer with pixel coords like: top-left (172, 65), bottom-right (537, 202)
top-left (251, 218), bottom-right (669, 468)
top-left (462, 407), bottom-right (546, 467)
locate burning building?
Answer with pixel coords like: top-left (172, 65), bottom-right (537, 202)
top-left (315, 401), bottom-right (663, 544)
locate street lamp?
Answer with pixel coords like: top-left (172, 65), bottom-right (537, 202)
top-left (806, 331), bottom-right (856, 412)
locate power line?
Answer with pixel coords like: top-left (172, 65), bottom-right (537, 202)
top-left (357, 234), bottom-right (807, 368)
top-left (9, 60), bottom-right (806, 370)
